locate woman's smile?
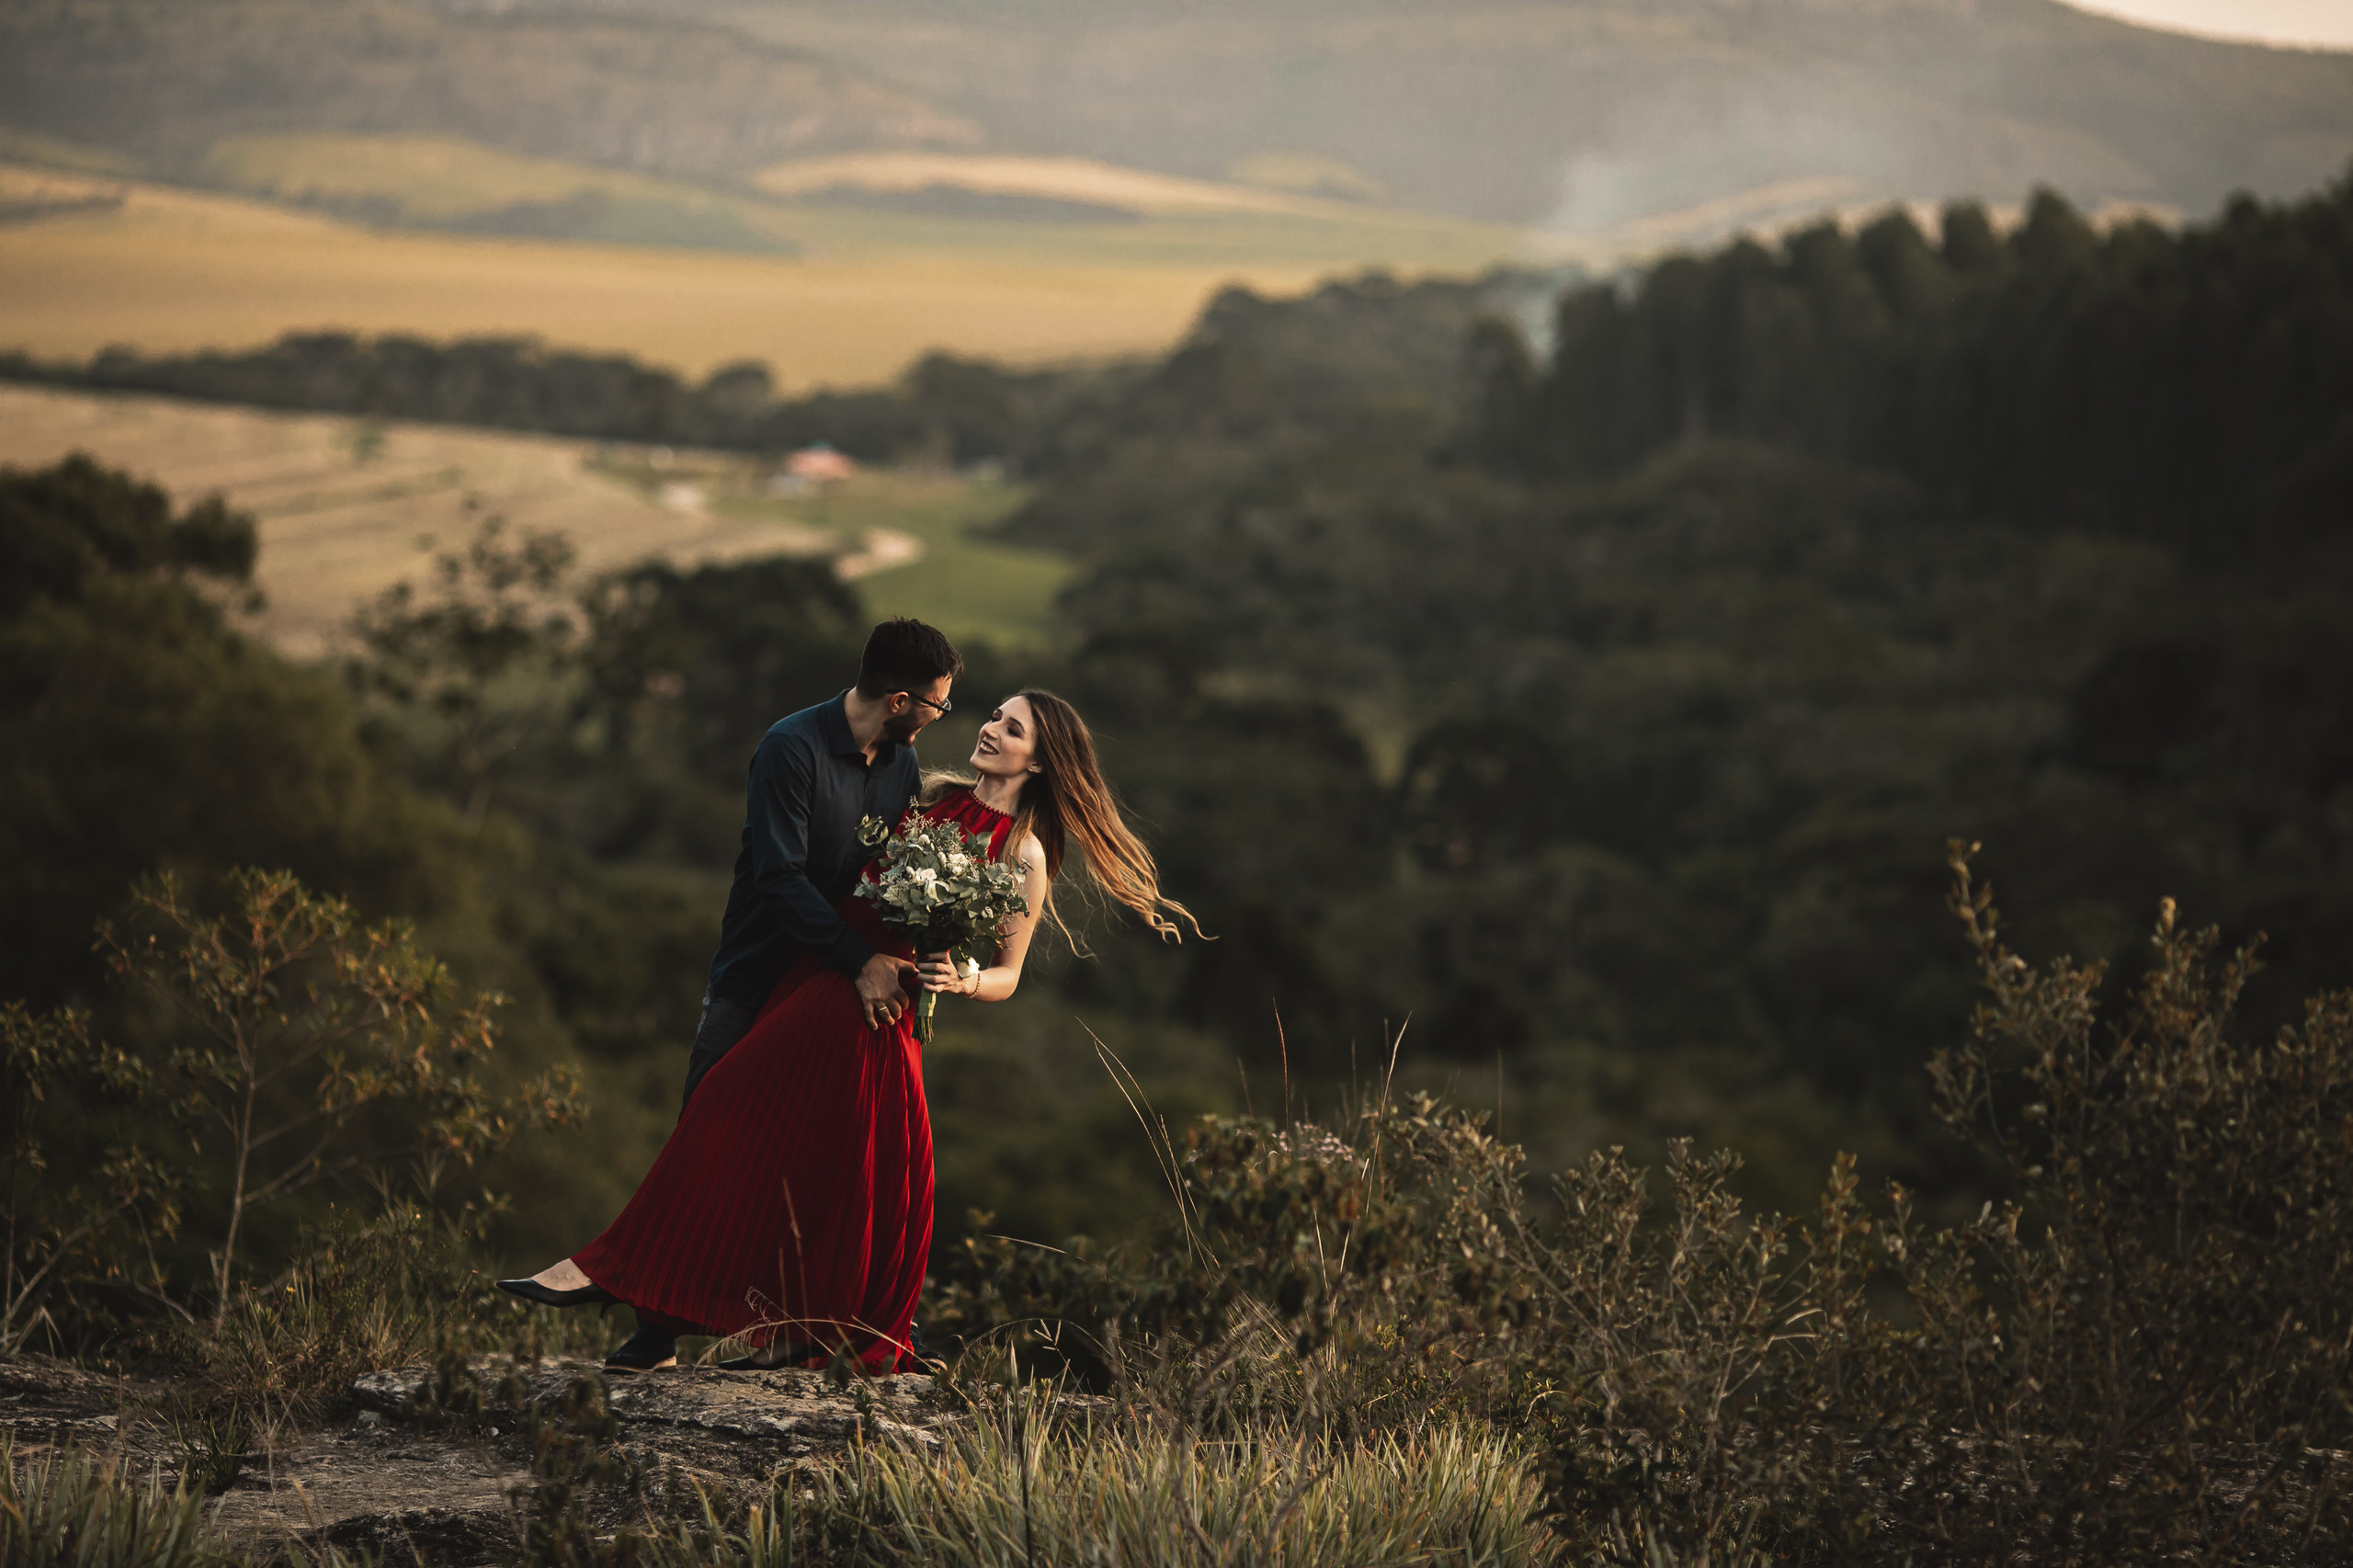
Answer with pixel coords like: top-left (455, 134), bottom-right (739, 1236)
top-left (971, 697), bottom-right (1038, 778)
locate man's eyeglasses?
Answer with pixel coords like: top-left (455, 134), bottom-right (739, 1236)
top-left (904, 691), bottom-right (953, 717)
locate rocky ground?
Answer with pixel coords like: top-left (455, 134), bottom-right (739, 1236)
top-left (1, 1352), bottom-right (963, 1564)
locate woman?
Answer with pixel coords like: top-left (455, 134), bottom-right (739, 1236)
top-left (500, 690), bottom-right (1197, 1372)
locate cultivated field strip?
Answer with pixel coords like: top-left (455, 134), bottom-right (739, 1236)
top-left (0, 159), bottom-right (1360, 386)
top-left (0, 384), bottom-right (835, 655)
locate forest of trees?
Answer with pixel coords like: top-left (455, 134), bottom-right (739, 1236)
top-left (6, 169), bottom-right (2353, 1348)
top-left (0, 335), bottom-right (1106, 469)
top-left (987, 171), bottom-right (2353, 1186)
top-left (1481, 187), bottom-right (2353, 562)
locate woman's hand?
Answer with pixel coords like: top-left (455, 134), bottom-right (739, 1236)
top-left (917, 951), bottom-right (979, 996)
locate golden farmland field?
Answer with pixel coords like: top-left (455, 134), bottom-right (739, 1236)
top-left (0, 132), bottom-right (1942, 397)
top-left (0, 383), bottom-right (1064, 657)
top-left (0, 135), bottom-right (1538, 388)
top-left (0, 172), bottom-right (1283, 388)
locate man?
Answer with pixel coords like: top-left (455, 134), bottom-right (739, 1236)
top-left (683, 616), bottom-right (964, 1100)
top-left (606, 615), bottom-right (961, 1370)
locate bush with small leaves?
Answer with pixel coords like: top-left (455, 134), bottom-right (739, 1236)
top-left (1, 1002), bottom-right (177, 1351)
top-left (97, 866), bottom-right (585, 1324)
top-left (929, 846), bottom-right (2353, 1564)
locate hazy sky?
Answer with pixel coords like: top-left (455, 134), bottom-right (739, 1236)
top-left (2063, 0), bottom-right (2353, 49)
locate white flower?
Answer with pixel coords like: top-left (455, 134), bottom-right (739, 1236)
top-left (854, 811), bottom-right (1029, 946)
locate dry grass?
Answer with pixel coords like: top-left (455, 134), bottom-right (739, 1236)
top-left (0, 175), bottom-right (1264, 388)
top-left (0, 1442), bottom-right (244, 1568)
top-left (808, 1386), bottom-right (1563, 1568)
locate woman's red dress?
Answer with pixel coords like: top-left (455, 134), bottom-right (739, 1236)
top-left (574, 786), bottom-right (1011, 1372)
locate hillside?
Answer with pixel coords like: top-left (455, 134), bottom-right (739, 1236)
top-left (703, 0), bottom-right (2353, 223)
top-left (0, 0), bottom-right (977, 184)
top-left (7, 0), bottom-right (2346, 256)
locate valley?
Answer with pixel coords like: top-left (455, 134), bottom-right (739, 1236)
top-left (0, 382), bottom-right (1062, 656)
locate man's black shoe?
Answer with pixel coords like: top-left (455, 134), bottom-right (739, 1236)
top-left (718, 1339), bottom-right (820, 1371)
top-left (605, 1323), bottom-right (678, 1372)
top-left (905, 1320), bottom-right (948, 1372)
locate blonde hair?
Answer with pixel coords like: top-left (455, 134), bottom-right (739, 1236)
top-left (921, 688), bottom-right (1202, 949)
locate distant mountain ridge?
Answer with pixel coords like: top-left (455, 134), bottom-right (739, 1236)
top-left (699, 0), bottom-right (2353, 222)
top-left (3, 0), bottom-right (2347, 230)
top-left (0, 0), bottom-right (978, 185)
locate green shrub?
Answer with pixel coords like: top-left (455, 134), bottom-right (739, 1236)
top-left (930, 846), bottom-right (2353, 1563)
top-left (99, 866), bottom-right (585, 1323)
top-left (183, 1175), bottom-right (606, 1426)
top-left (1521, 847), bottom-right (2353, 1563)
top-left (0, 1001), bottom-right (177, 1353)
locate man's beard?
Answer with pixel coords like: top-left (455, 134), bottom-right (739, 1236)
top-left (883, 713), bottom-right (926, 744)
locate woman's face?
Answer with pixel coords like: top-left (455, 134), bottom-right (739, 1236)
top-left (971, 695), bottom-right (1039, 782)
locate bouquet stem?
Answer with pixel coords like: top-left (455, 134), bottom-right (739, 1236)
top-left (914, 987), bottom-right (938, 1045)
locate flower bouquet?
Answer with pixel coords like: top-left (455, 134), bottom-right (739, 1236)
top-left (855, 809), bottom-right (1029, 1043)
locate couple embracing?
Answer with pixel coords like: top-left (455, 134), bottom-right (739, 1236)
top-left (501, 618), bottom-right (1197, 1372)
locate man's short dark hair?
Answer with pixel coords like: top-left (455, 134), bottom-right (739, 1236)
top-left (856, 617), bottom-right (963, 699)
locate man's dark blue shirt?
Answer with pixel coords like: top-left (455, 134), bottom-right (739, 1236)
top-left (705, 692), bottom-right (922, 1008)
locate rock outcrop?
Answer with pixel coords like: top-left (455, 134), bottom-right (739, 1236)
top-left (2, 1352), bottom-right (960, 1567)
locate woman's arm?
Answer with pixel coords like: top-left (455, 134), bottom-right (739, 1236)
top-left (917, 836), bottom-right (1050, 1003)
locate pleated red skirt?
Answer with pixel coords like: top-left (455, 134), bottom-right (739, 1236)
top-left (575, 788), bottom-right (1011, 1373)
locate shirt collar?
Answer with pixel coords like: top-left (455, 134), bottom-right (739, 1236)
top-left (821, 690), bottom-right (899, 761)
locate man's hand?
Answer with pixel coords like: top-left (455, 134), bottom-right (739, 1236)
top-left (856, 952), bottom-right (918, 1029)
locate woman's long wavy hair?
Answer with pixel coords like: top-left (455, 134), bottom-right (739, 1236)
top-left (924, 688), bottom-right (1201, 949)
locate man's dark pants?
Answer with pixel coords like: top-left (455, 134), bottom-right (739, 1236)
top-left (679, 990), bottom-right (761, 1112)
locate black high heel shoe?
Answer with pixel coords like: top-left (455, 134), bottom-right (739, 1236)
top-left (496, 1278), bottom-right (618, 1309)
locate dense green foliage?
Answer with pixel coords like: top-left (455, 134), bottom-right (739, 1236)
top-left (986, 175), bottom-right (2353, 1185)
top-left (0, 458), bottom-right (690, 1330)
top-left (1486, 183), bottom-right (2353, 562)
top-left (18, 865), bottom-right (2353, 1562)
top-left (0, 455), bottom-right (438, 1006)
